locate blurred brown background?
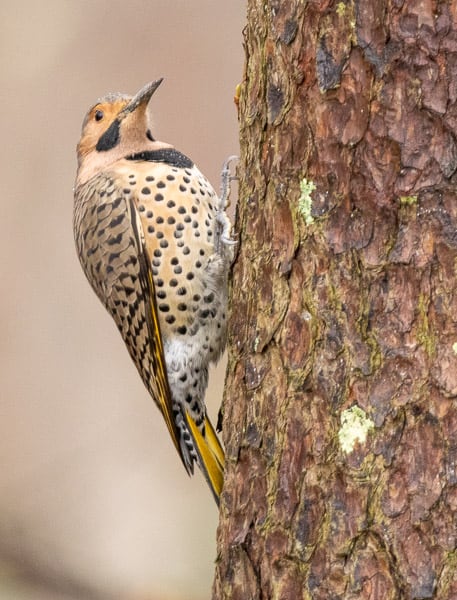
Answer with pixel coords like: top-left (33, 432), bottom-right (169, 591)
top-left (0, 2), bottom-right (244, 599)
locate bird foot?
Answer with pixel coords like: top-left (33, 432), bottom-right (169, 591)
top-left (219, 155), bottom-right (239, 211)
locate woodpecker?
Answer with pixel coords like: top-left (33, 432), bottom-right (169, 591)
top-left (73, 79), bottom-right (233, 504)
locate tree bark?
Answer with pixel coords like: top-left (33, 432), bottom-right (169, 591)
top-left (213, 1), bottom-right (457, 599)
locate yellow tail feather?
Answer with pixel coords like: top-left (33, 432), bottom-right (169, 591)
top-left (185, 412), bottom-right (225, 505)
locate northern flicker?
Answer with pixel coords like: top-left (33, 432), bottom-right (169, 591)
top-left (73, 79), bottom-right (233, 504)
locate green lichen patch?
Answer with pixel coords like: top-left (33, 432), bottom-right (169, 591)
top-left (298, 178), bottom-right (316, 225)
top-left (336, 2), bottom-right (346, 17)
top-left (399, 195), bottom-right (418, 205)
top-left (338, 405), bottom-right (374, 454)
top-left (335, 1), bottom-right (356, 36)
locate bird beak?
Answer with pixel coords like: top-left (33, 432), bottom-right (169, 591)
top-left (120, 78), bottom-right (164, 116)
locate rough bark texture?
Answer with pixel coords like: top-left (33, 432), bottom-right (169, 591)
top-left (214, 1), bottom-right (457, 599)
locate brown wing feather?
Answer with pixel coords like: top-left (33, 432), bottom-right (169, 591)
top-left (126, 197), bottom-right (182, 457)
top-left (74, 177), bottom-right (182, 460)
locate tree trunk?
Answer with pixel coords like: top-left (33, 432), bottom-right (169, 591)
top-left (213, 1), bottom-right (457, 599)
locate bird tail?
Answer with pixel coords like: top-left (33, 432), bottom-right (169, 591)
top-left (184, 411), bottom-right (225, 505)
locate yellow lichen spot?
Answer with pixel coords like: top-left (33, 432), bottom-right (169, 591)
top-left (298, 178), bottom-right (316, 225)
top-left (453, 342), bottom-right (457, 355)
top-left (336, 2), bottom-right (346, 16)
top-left (338, 405), bottom-right (374, 454)
top-left (400, 195), bottom-right (418, 205)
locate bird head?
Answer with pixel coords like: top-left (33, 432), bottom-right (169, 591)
top-left (76, 79), bottom-right (172, 185)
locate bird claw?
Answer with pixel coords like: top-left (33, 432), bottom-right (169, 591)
top-left (219, 155), bottom-right (239, 211)
top-left (215, 155), bottom-right (238, 258)
top-left (222, 235), bottom-right (237, 247)
top-left (215, 210), bottom-right (237, 257)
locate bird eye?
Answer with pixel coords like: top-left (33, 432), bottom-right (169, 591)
top-left (94, 110), bottom-right (104, 122)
